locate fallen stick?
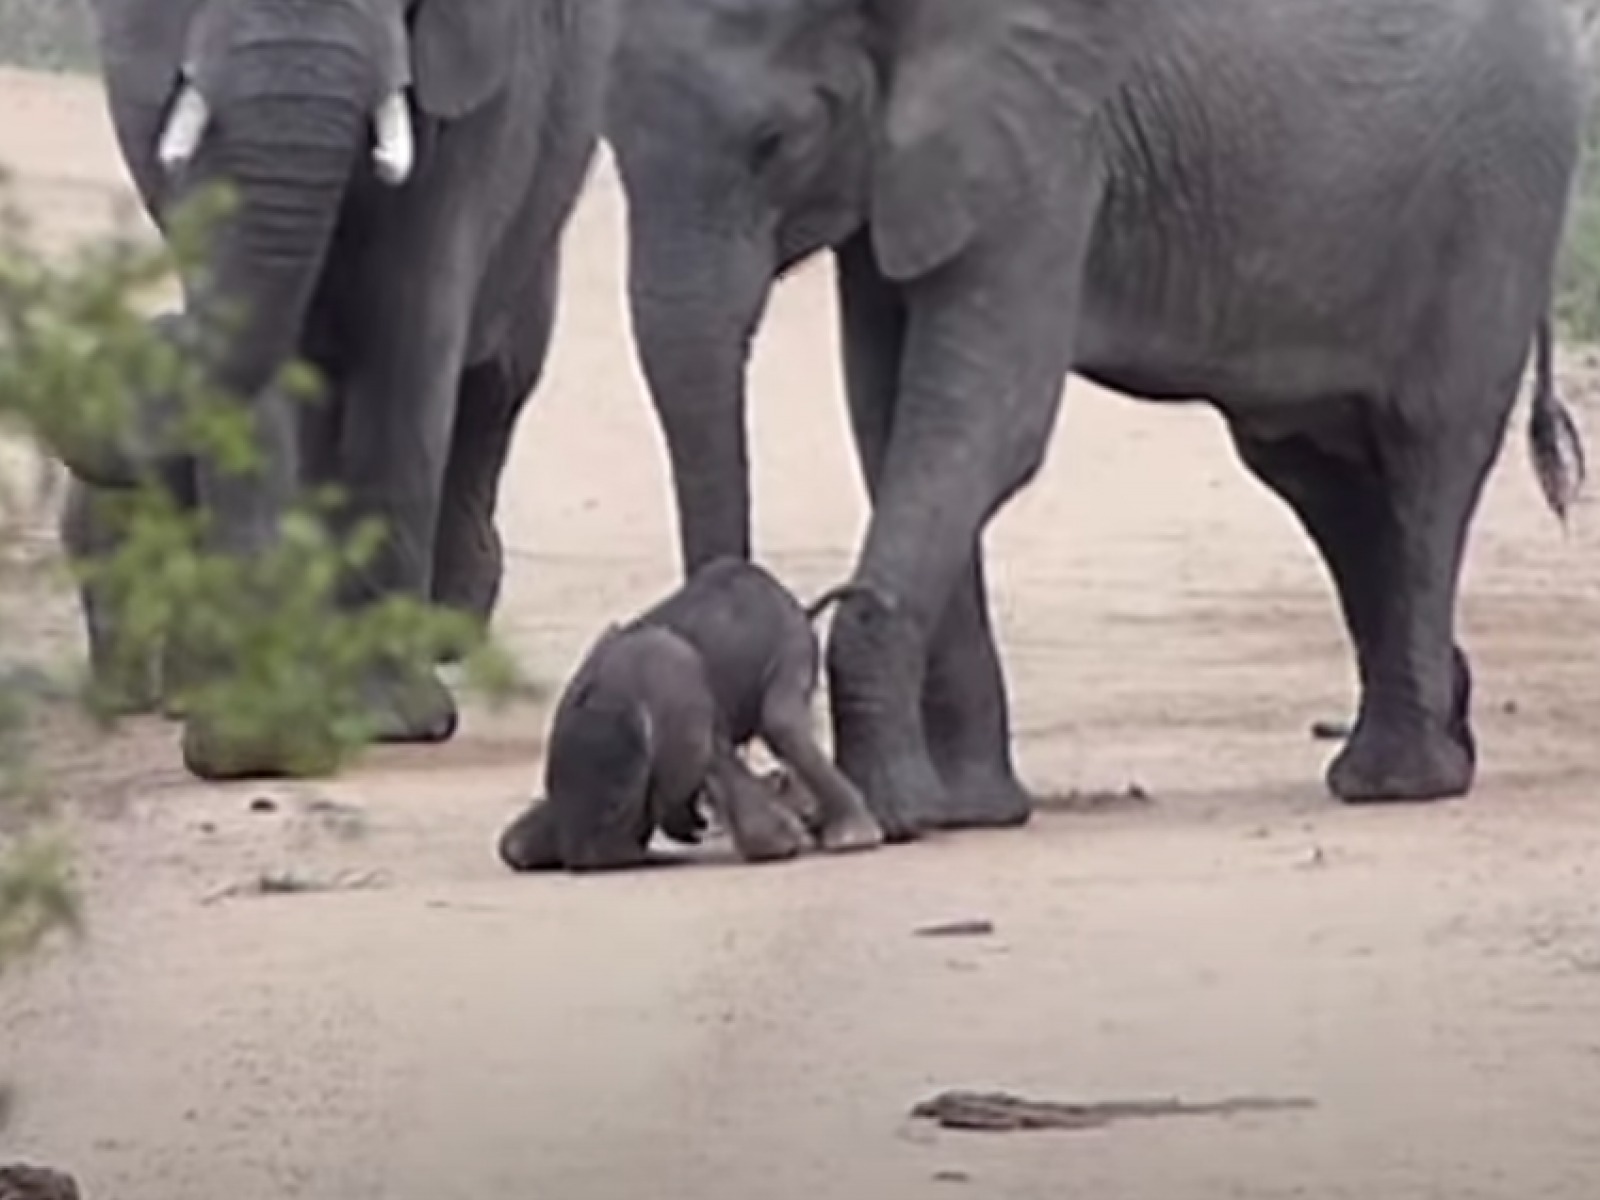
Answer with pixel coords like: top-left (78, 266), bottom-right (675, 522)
top-left (911, 1089), bottom-right (1316, 1133)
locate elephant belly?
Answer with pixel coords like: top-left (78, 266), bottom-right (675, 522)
top-left (1074, 208), bottom-right (1411, 417)
top-left (1074, 295), bottom-right (1385, 415)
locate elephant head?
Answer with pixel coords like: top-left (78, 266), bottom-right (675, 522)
top-left (71, 0), bottom-right (515, 490)
top-left (542, 676), bottom-right (658, 871)
top-left (609, 0), bottom-right (1121, 570)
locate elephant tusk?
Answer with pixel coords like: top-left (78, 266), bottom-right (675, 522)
top-left (157, 82), bottom-right (210, 173)
top-left (372, 90), bottom-right (415, 186)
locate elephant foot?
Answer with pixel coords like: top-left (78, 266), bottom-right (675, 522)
top-left (762, 768), bottom-right (820, 831)
top-left (926, 760), bottom-right (1034, 830)
top-left (818, 807), bottom-right (886, 855)
top-left (86, 671), bottom-right (164, 719)
top-left (363, 666), bottom-right (460, 745)
top-left (180, 666), bottom-right (458, 782)
top-left (835, 745), bottom-right (946, 844)
top-left (1327, 727), bottom-right (1474, 803)
top-left (181, 717), bottom-right (345, 782)
top-left (1327, 650), bottom-right (1475, 804)
top-left (762, 769), bottom-right (885, 854)
top-left (498, 802), bottom-right (563, 872)
top-left (728, 796), bottom-right (809, 864)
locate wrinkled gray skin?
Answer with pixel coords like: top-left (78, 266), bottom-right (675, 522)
top-left (69, 0), bottom-right (615, 778)
top-left (608, 0), bottom-right (1589, 840)
top-left (57, 309), bottom-right (542, 714)
top-left (498, 558), bottom-right (885, 872)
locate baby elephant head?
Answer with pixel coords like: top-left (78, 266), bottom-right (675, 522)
top-left (543, 682), bottom-right (657, 871)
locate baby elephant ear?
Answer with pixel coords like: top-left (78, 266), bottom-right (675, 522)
top-left (410, 0), bottom-right (516, 120)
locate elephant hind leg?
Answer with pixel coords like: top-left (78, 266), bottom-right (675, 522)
top-left (757, 678), bottom-right (884, 854)
top-left (1228, 394), bottom-right (1496, 804)
top-left (704, 751), bottom-right (809, 864)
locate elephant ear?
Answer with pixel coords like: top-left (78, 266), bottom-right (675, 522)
top-left (87, 0), bottom-right (205, 103)
top-left (867, 0), bottom-right (1127, 282)
top-left (410, 0), bottom-right (517, 121)
top-left (85, 0), bottom-right (210, 208)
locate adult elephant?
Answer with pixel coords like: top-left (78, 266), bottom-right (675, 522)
top-left (61, 0), bottom-right (615, 778)
top-left (607, 0), bottom-right (1589, 840)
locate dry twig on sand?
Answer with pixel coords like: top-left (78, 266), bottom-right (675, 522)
top-left (911, 1089), bottom-right (1315, 1133)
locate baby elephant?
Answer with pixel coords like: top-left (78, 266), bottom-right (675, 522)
top-left (498, 558), bottom-right (885, 871)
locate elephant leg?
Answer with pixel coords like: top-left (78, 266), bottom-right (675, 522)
top-left (757, 675), bottom-right (883, 854)
top-left (332, 349), bottom-right (465, 747)
top-left (429, 360), bottom-right (515, 633)
top-left (829, 233), bottom-right (1059, 838)
top-left (431, 256), bottom-right (555, 639)
top-left (312, 235), bottom-right (479, 752)
top-left (1228, 405), bottom-right (1490, 803)
top-left (920, 554), bottom-right (1032, 829)
top-left (704, 751), bottom-right (808, 864)
top-left (62, 454), bottom-right (204, 717)
top-left (59, 478), bottom-right (162, 715)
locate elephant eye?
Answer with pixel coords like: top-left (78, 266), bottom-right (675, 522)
top-left (749, 123), bottom-right (786, 174)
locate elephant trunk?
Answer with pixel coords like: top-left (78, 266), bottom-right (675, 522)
top-left (54, 53), bottom-right (370, 492)
top-left (627, 216), bottom-right (777, 574)
top-left (196, 92), bottom-right (364, 400)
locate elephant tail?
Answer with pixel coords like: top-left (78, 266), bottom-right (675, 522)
top-left (1527, 315), bottom-right (1587, 522)
top-left (803, 581), bottom-right (896, 623)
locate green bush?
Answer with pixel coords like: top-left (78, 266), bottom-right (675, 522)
top-left (0, 0), bottom-right (95, 72)
top-left (1556, 90), bottom-right (1600, 343)
top-left (0, 180), bottom-right (524, 985)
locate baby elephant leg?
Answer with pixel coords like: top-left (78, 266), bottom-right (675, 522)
top-left (760, 693), bottom-right (884, 854)
top-left (706, 753), bottom-right (808, 864)
top-left (759, 768), bottom-right (824, 836)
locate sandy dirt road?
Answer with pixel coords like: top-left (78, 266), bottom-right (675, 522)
top-left (3, 66), bottom-right (1600, 1199)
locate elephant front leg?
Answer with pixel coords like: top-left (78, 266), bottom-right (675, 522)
top-left (180, 387), bottom-right (330, 778)
top-left (431, 257), bottom-right (554, 643)
top-left (833, 235), bottom-right (1035, 835)
top-left (308, 218), bottom-right (488, 751)
top-left (704, 752), bottom-right (808, 864)
top-left (920, 554), bottom-right (1032, 828)
top-left (335, 322), bottom-right (469, 748)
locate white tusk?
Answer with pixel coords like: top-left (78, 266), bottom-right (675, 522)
top-left (157, 82), bottom-right (210, 173)
top-left (372, 90), bottom-right (415, 186)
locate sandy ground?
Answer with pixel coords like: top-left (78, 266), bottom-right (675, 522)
top-left (3, 66), bottom-right (1600, 1200)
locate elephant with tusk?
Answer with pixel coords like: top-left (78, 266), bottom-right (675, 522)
top-left (67, 0), bottom-right (618, 779)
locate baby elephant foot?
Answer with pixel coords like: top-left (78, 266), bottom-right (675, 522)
top-left (760, 767), bottom-right (883, 854)
top-left (498, 802), bottom-right (563, 872)
top-left (718, 776), bottom-right (808, 864)
top-left (734, 799), bottom-right (809, 863)
top-left (818, 806), bottom-right (884, 854)
top-left (762, 769), bottom-right (822, 831)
